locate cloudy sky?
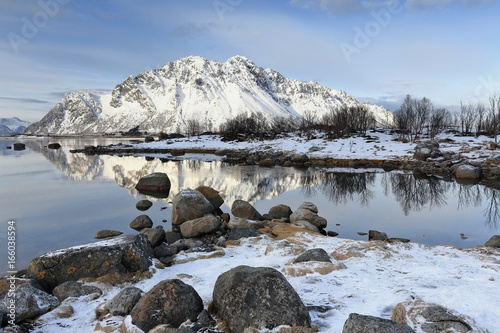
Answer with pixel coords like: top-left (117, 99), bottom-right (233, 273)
top-left (1, 0), bottom-right (500, 122)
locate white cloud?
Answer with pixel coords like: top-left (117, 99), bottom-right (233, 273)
top-left (290, 0), bottom-right (500, 14)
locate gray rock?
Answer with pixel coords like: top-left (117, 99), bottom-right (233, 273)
top-left (228, 227), bottom-right (262, 240)
top-left (47, 143), bottom-right (61, 149)
top-left (212, 265), bottom-right (311, 333)
top-left (298, 202), bottom-right (318, 213)
top-left (0, 283), bottom-right (60, 324)
top-left (136, 199), bottom-right (153, 211)
top-left (290, 207), bottom-right (327, 229)
top-left (455, 164), bottom-right (482, 179)
top-left (484, 235), bottom-right (500, 247)
top-left (268, 204), bottom-right (293, 220)
top-left (294, 248), bottom-right (331, 264)
top-left (231, 200), bottom-right (262, 220)
top-left (196, 186), bottom-right (224, 209)
top-left (291, 154), bottom-right (310, 164)
top-left (130, 214), bottom-right (153, 231)
top-left (414, 141), bottom-right (441, 160)
top-left (52, 281), bottom-right (102, 301)
top-left (342, 313), bottom-right (415, 333)
top-left (154, 243), bottom-right (178, 258)
top-left (130, 279), bottom-right (203, 332)
top-left (172, 189), bottom-right (215, 226)
top-left (26, 234), bottom-right (152, 292)
top-left (228, 216), bottom-right (262, 229)
top-left (94, 229), bottom-right (123, 239)
top-left (141, 227), bottom-right (166, 247)
top-left (103, 286), bottom-right (143, 316)
top-left (369, 230), bottom-right (389, 241)
top-left (135, 172), bottom-right (171, 197)
top-left (165, 231), bottom-right (183, 244)
top-left (420, 305), bottom-right (472, 333)
top-left (180, 214), bottom-right (221, 238)
top-left (295, 220), bottom-right (320, 233)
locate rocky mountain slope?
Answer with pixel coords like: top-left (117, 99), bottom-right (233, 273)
top-left (0, 117), bottom-right (30, 136)
top-left (25, 56), bottom-right (393, 135)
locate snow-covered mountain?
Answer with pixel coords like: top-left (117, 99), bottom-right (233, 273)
top-left (25, 56), bottom-right (393, 135)
top-left (0, 117), bottom-right (30, 136)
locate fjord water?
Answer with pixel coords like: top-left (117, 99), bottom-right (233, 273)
top-left (1, 137), bottom-right (498, 275)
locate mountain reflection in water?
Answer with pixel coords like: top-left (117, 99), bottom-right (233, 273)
top-left (24, 138), bottom-right (499, 230)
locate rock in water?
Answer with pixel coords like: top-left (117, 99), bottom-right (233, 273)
top-left (26, 234), bottom-right (152, 292)
top-left (130, 214), bottom-right (153, 231)
top-left (130, 279), bottom-right (203, 332)
top-left (135, 172), bottom-right (171, 198)
top-left (212, 265), bottom-right (311, 332)
top-left (484, 235), bottom-right (500, 247)
top-left (136, 199), bottom-right (153, 211)
top-left (342, 313), bottom-right (415, 333)
top-left (94, 229), bottom-right (123, 239)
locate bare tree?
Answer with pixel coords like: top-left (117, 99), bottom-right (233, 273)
top-left (487, 94), bottom-right (500, 143)
top-left (429, 107), bottom-right (451, 139)
top-left (414, 97), bottom-right (432, 139)
top-left (459, 102), bottom-right (477, 135)
top-left (186, 118), bottom-right (202, 137)
top-left (476, 102), bottom-right (486, 136)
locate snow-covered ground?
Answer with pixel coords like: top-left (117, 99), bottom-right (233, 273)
top-left (32, 231), bottom-right (499, 332)
top-left (131, 131), bottom-right (499, 162)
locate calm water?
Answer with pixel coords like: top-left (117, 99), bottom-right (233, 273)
top-left (1, 137), bottom-right (499, 275)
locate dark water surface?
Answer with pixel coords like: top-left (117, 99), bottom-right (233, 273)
top-left (1, 137), bottom-right (498, 275)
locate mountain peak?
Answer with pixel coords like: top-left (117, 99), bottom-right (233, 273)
top-left (25, 55), bottom-right (393, 135)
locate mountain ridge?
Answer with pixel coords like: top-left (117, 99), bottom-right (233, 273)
top-left (25, 55), bottom-right (393, 135)
top-left (0, 117), bottom-right (31, 136)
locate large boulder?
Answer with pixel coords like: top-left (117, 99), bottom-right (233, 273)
top-left (180, 214), bottom-right (221, 238)
top-left (454, 164), bottom-right (482, 179)
top-left (135, 172), bottom-right (171, 197)
top-left (231, 200), bottom-right (262, 220)
top-left (196, 186), bottom-right (224, 209)
top-left (484, 235), bottom-right (500, 247)
top-left (343, 313), bottom-right (415, 333)
top-left (26, 234), bottom-right (153, 292)
top-left (414, 141), bottom-right (441, 160)
top-left (289, 202), bottom-right (327, 229)
top-left (268, 204), bottom-right (293, 220)
top-left (212, 265), bottom-right (311, 333)
top-left (130, 279), bottom-right (203, 332)
top-left (0, 283), bottom-right (60, 324)
top-left (172, 189), bottom-right (215, 226)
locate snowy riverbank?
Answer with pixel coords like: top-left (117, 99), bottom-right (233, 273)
top-left (30, 231), bottom-right (499, 332)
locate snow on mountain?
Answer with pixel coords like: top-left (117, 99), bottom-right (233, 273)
top-left (0, 117), bottom-right (30, 136)
top-left (25, 56), bottom-right (393, 135)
